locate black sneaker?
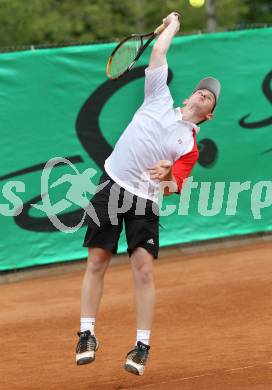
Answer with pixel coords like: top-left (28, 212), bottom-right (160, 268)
top-left (76, 330), bottom-right (99, 365)
top-left (124, 341), bottom-right (150, 376)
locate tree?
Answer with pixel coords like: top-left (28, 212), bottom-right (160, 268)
top-left (0, 0), bottom-right (271, 50)
top-left (242, 0), bottom-right (272, 24)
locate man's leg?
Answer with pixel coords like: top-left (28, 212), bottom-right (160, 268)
top-left (124, 247), bottom-right (155, 375)
top-left (81, 247), bottom-right (112, 317)
top-left (130, 247), bottom-right (155, 332)
top-left (76, 247), bottom-right (112, 365)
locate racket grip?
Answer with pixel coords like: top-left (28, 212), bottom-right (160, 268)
top-left (154, 23), bottom-right (165, 35)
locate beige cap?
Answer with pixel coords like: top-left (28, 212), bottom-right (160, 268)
top-left (193, 77), bottom-right (221, 103)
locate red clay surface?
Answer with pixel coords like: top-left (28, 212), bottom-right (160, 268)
top-left (1, 240), bottom-right (272, 389)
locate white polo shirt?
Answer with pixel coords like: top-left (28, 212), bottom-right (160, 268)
top-left (104, 64), bottom-right (200, 202)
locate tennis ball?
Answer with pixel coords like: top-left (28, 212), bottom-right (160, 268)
top-left (189, 0), bottom-right (205, 7)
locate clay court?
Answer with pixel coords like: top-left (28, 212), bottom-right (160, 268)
top-left (1, 238), bottom-right (272, 390)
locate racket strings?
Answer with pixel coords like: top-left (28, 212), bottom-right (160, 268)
top-left (109, 36), bottom-right (142, 79)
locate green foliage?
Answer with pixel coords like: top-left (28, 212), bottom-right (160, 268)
top-left (0, 0), bottom-right (271, 49)
top-left (242, 0), bottom-right (272, 24)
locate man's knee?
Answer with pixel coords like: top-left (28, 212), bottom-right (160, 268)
top-left (131, 248), bottom-right (154, 284)
top-left (86, 248), bottom-right (111, 273)
top-left (137, 263), bottom-right (153, 284)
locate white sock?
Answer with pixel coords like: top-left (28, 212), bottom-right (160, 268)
top-left (80, 317), bottom-right (95, 334)
top-left (136, 329), bottom-right (151, 346)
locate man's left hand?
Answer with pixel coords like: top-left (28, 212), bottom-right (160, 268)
top-left (148, 160), bottom-right (172, 181)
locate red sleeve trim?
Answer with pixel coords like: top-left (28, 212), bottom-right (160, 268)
top-left (172, 130), bottom-right (199, 193)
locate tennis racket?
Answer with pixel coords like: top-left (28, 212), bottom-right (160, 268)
top-left (106, 23), bottom-right (166, 80)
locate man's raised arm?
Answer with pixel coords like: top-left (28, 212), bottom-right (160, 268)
top-left (149, 12), bottom-right (180, 70)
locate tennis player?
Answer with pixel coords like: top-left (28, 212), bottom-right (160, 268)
top-left (76, 11), bottom-right (221, 376)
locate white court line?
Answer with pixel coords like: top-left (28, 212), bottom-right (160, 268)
top-left (119, 361), bottom-right (272, 389)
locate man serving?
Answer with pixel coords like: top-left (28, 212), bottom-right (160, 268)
top-left (76, 11), bottom-right (221, 376)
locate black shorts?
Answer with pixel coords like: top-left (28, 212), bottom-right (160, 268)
top-left (83, 171), bottom-right (160, 259)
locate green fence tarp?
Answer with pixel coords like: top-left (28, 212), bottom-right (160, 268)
top-left (0, 28), bottom-right (272, 271)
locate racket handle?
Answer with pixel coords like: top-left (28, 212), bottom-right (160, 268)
top-left (154, 23), bottom-right (165, 35)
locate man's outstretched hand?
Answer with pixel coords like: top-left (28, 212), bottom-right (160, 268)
top-left (162, 12), bottom-right (180, 29)
top-left (149, 11), bottom-right (180, 69)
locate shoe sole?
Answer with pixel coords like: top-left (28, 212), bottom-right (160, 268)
top-left (124, 363), bottom-right (144, 376)
top-left (76, 342), bottom-right (99, 366)
top-left (77, 356), bottom-right (95, 365)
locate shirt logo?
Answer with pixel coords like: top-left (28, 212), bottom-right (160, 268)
top-left (178, 138), bottom-right (183, 144)
top-left (146, 238), bottom-right (155, 245)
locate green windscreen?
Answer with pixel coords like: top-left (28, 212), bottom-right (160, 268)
top-left (0, 28), bottom-right (271, 270)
